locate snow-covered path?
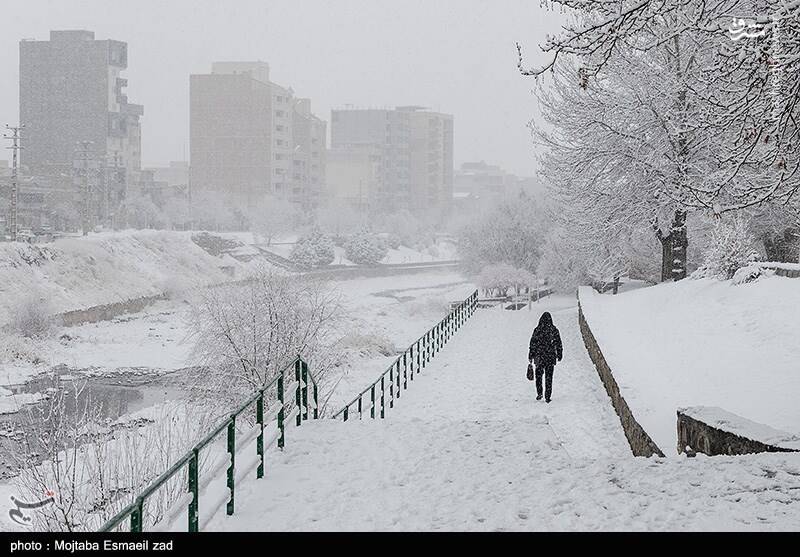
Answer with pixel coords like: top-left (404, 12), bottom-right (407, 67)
top-left (207, 297), bottom-right (800, 531)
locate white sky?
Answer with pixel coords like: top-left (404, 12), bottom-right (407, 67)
top-left (0, 0), bottom-right (566, 176)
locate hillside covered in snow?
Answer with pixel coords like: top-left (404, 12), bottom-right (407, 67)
top-left (0, 231), bottom-right (246, 325)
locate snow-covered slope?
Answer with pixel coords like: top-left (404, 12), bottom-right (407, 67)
top-left (580, 276), bottom-right (800, 454)
top-left (0, 231), bottom-right (244, 324)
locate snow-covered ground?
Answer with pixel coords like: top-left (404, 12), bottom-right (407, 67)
top-left (207, 296), bottom-right (800, 531)
top-left (579, 275), bottom-right (800, 454)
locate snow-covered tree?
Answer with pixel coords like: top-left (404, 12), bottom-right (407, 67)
top-left (477, 264), bottom-right (537, 297)
top-left (189, 268), bottom-right (342, 409)
top-left (247, 196), bottom-right (298, 246)
top-left (521, 0), bottom-right (800, 216)
top-left (457, 192), bottom-right (546, 274)
top-left (116, 193), bottom-right (167, 230)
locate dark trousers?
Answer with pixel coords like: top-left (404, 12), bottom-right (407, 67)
top-left (535, 364), bottom-right (554, 401)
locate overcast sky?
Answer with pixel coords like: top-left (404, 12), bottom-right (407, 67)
top-left (0, 0), bottom-right (565, 176)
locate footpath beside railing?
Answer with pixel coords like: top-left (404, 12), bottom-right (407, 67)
top-left (100, 357), bottom-right (319, 533)
top-left (332, 290), bottom-right (478, 421)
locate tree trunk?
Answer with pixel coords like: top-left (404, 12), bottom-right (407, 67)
top-left (655, 210), bottom-right (688, 282)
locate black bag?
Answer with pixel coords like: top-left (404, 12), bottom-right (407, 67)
top-left (526, 363), bottom-right (534, 381)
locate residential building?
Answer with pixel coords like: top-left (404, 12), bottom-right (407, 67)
top-left (454, 161), bottom-right (543, 204)
top-left (330, 106), bottom-right (453, 214)
top-left (326, 144), bottom-right (382, 211)
top-left (190, 61), bottom-right (326, 208)
top-left (19, 30), bottom-right (143, 205)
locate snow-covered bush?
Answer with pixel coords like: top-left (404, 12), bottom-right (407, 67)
top-left (291, 230), bottom-right (335, 269)
top-left (338, 332), bottom-right (396, 358)
top-left (344, 231), bottom-right (388, 266)
top-left (694, 216), bottom-right (761, 280)
top-left (158, 275), bottom-right (192, 301)
top-left (386, 233), bottom-right (402, 250)
top-left (731, 264), bottom-right (774, 285)
top-left (12, 379), bottom-right (218, 532)
top-left (9, 293), bottom-right (57, 339)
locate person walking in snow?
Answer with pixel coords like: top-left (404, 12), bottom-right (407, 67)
top-left (528, 312), bottom-right (563, 403)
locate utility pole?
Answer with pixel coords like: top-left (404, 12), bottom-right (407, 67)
top-left (4, 124), bottom-right (24, 242)
top-left (104, 151), bottom-right (120, 229)
top-left (75, 141), bottom-right (94, 236)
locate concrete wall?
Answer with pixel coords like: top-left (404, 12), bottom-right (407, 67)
top-left (577, 298), bottom-right (664, 457)
top-left (57, 293), bottom-right (167, 327)
top-left (677, 410), bottom-right (799, 456)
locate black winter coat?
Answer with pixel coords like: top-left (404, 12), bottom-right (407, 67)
top-left (528, 312), bottom-right (563, 367)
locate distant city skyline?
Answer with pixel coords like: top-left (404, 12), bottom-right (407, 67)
top-left (0, 0), bottom-right (565, 177)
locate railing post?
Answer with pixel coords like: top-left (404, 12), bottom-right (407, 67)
top-left (226, 416), bottom-right (235, 516)
top-left (380, 376), bottom-right (385, 418)
top-left (277, 372), bottom-right (285, 449)
top-left (188, 449), bottom-right (199, 532)
top-left (343, 405), bottom-right (349, 422)
top-left (403, 353), bottom-right (408, 390)
top-left (395, 360), bottom-right (401, 396)
top-left (389, 365), bottom-right (394, 409)
top-left (295, 360), bottom-right (302, 426)
top-left (301, 360), bottom-right (309, 421)
top-left (256, 390), bottom-right (265, 479)
top-left (426, 332), bottom-right (431, 364)
top-left (370, 384), bottom-right (376, 419)
top-left (312, 377), bottom-right (318, 420)
top-left (416, 340), bottom-right (420, 375)
top-left (130, 497), bottom-right (144, 532)
top-left (358, 395), bottom-right (362, 419)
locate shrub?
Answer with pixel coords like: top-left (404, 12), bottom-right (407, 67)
top-left (9, 294), bottom-right (57, 339)
top-left (291, 230), bottom-right (335, 269)
top-left (386, 233), bottom-right (402, 250)
top-left (344, 231), bottom-right (388, 265)
top-left (695, 216), bottom-right (761, 280)
top-left (732, 264), bottom-right (774, 285)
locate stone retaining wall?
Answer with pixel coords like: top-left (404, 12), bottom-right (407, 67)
top-left (57, 293), bottom-right (168, 327)
top-left (677, 409), bottom-right (800, 456)
top-left (577, 297), bottom-right (664, 457)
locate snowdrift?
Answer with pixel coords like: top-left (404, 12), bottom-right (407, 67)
top-left (579, 276), bottom-right (800, 454)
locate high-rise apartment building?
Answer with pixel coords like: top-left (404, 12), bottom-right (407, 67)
top-left (330, 106), bottom-right (453, 213)
top-left (190, 62), bottom-right (326, 208)
top-left (19, 30), bottom-right (143, 200)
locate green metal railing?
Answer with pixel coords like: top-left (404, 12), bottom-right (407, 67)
top-left (100, 357), bottom-right (318, 533)
top-left (332, 290), bottom-right (478, 421)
